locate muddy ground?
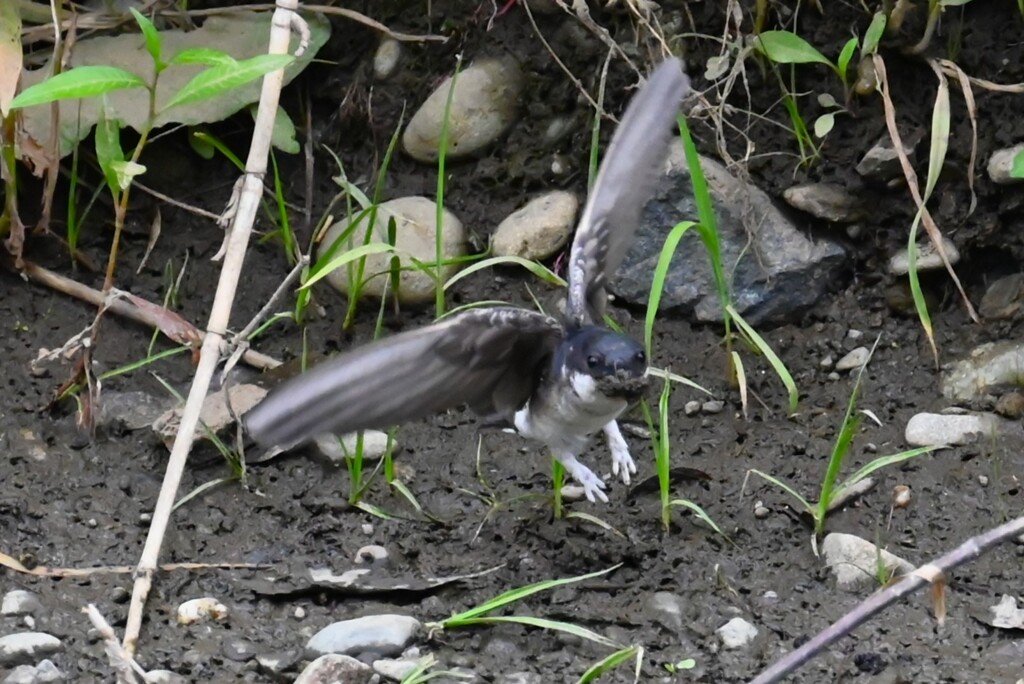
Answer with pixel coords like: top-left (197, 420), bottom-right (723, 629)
top-left (2, 1), bottom-right (1023, 682)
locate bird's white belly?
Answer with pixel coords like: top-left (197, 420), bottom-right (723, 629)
top-left (513, 371), bottom-right (627, 452)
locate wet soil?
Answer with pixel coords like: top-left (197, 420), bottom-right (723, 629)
top-left (2, 1), bottom-right (1023, 682)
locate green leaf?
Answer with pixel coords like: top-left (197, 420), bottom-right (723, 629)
top-left (442, 565), bottom-right (620, 627)
top-left (754, 31), bottom-right (835, 69)
top-left (453, 616), bottom-right (620, 649)
top-left (837, 36), bottom-right (859, 82)
top-left (130, 8), bottom-right (162, 68)
top-left (168, 48), bottom-right (238, 68)
top-left (162, 53), bottom-right (294, 111)
top-left (303, 242), bottom-right (396, 289)
top-left (577, 646), bottom-right (643, 684)
top-left (1011, 148), bottom-right (1024, 178)
top-left (862, 12), bottom-right (887, 56)
top-left (814, 112), bottom-right (835, 138)
top-left (110, 160), bottom-right (147, 191)
top-left (837, 446), bottom-right (942, 492)
top-left (644, 220), bottom-right (697, 357)
top-left (9, 66), bottom-right (146, 109)
top-left (95, 107), bottom-right (125, 195)
top-left (443, 255), bottom-right (566, 291)
top-left (747, 469), bottom-right (813, 513)
top-left (727, 304), bottom-right (799, 413)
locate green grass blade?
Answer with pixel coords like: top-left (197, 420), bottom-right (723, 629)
top-left (577, 645), bottom-right (643, 684)
top-left (302, 242), bottom-right (395, 288)
top-left (657, 374), bottom-right (672, 530)
top-left (441, 564), bottom-right (620, 627)
top-left (645, 366), bottom-right (712, 395)
top-left (862, 12), bottom-right (888, 56)
top-left (747, 469), bottom-right (812, 513)
top-left (564, 512), bottom-right (625, 538)
top-left (837, 446), bottom-right (942, 493)
top-left (435, 55), bottom-right (463, 317)
top-left (669, 499), bottom-right (731, 542)
top-left (454, 616), bottom-right (620, 649)
top-left (726, 304), bottom-right (799, 413)
top-left (644, 220), bottom-right (697, 357)
top-left (443, 255), bottom-right (566, 291)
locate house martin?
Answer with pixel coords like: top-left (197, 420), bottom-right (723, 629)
top-left (244, 58), bottom-right (691, 503)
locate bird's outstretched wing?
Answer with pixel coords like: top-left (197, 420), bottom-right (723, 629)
top-left (565, 58), bottom-right (691, 326)
top-left (244, 308), bottom-right (563, 447)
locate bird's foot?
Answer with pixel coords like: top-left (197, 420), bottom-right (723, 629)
top-left (604, 421), bottom-right (636, 485)
top-left (556, 453), bottom-right (608, 503)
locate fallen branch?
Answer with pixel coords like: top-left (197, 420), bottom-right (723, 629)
top-left (19, 259), bottom-right (281, 371)
top-left (749, 514), bottom-right (1024, 684)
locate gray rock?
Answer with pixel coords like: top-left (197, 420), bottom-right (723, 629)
top-left (491, 191), bottom-right (578, 260)
top-left (403, 58), bottom-right (524, 162)
top-left (904, 411), bottom-right (1016, 447)
top-left (835, 346), bottom-right (870, 371)
top-left (985, 594), bottom-right (1024, 629)
top-left (294, 654), bottom-right (374, 684)
top-left (255, 649), bottom-right (302, 676)
top-left (979, 273), bottom-right (1024, 320)
top-left (1, 591), bottom-right (43, 617)
top-left (307, 614), bottom-right (420, 658)
top-left (611, 144), bottom-right (847, 326)
top-left (717, 617), bottom-right (757, 649)
top-left (0, 633), bottom-right (62, 668)
top-left (701, 400), bottom-right (725, 414)
top-left (496, 673), bottom-right (545, 684)
top-left (684, 400), bottom-right (701, 416)
top-left (373, 656), bottom-right (423, 681)
top-left (221, 638), bottom-right (258, 662)
top-left (888, 236), bottom-right (959, 275)
top-left (143, 672), bottom-right (188, 684)
top-left (319, 196), bottom-right (465, 306)
top-left (2, 659), bottom-right (63, 684)
top-left (783, 183), bottom-right (865, 223)
top-left (373, 39), bottom-right (401, 81)
top-left (943, 341), bottom-right (1024, 402)
top-left (97, 391), bottom-right (171, 430)
top-left (821, 533), bottom-right (914, 591)
top-left (354, 545), bottom-right (388, 564)
top-left (313, 431), bottom-right (393, 465)
top-left (856, 130), bottom-right (922, 182)
top-left (559, 484), bottom-right (586, 501)
top-left (987, 143), bottom-right (1024, 184)
top-left (644, 592), bottom-right (687, 632)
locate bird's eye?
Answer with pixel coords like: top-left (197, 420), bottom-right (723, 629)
top-left (587, 355), bottom-right (600, 368)
top-left (635, 351), bottom-right (646, 364)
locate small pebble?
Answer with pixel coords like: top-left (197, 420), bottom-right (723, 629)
top-left (294, 606), bottom-right (307, 620)
top-left (995, 392), bottom-right (1024, 419)
top-left (702, 400), bottom-right (725, 414)
top-left (717, 617), bottom-right (758, 649)
top-left (684, 401), bottom-right (701, 416)
top-left (847, 329), bottom-right (863, 340)
top-left (892, 485), bottom-right (911, 508)
top-left (177, 597), bottom-right (228, 625)
top-left (753, 503), bottom-right (770, 519)
top-left (819, 355), bottom-right (834, 369)
top-left (978, 475), bottom-right (989, 486)
top-left (373, 38), bottom-right (402, 80)
top-left (889, 236), bottom-right (960, 275)
top-left (362, 523), bottom-right (374, 535)
top-left (835, 347), bottom-right (870, 371)
top-left (355, 545), bottom-right (389, 564)
top-left (560, 485), bottom-right (586, 501)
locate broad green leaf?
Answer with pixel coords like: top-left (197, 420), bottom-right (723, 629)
top-left (110, 160), bottom-right (147, 191)
top-left (253, 104), bottom-right (299, 154)
top-left (754, 31), bottom-right (834, 69)
top-left (1011, 149), bottom-right (1024, 178)
top-left (10, 66), bottom-right (146, 109)
top-left (169, 48), bottom-right (237, 68)
top-left (862, 12), bottom-right (887, 56)
top-left (814, 112), bottom-right (835, 138)
top-left (0, 0), bottom-right (23, 116)
top-left (162, 53), bottom-right (294, 111)
top-left (130, 8), bottom-right (162, 68)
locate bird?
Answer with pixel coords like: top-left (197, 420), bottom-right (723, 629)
top-left (244, 58), bottom-right (691, 503)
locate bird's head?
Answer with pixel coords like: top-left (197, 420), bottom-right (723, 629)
top-left (561, 326), bottom-right (650, 400)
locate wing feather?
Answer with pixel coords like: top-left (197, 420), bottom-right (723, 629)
top-left (566, 58), bottom-right (691, 325)
top-left (244, 308), bottom-right (562, 447)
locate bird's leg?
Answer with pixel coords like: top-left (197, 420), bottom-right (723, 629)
top-left (603, 420), bottom-right (636, 485)
top-left (553, 450), bottom-right (608, 503)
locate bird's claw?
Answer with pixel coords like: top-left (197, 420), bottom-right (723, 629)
top-left (610, 448), bottom-right (636, 485)
top-left (559, 455), bottom-right (609, 503)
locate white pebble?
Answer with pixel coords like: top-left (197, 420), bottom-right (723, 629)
top-left (177, 597), bottom-right (228, 625)
top-left (835, 346), bottom-right (870, 371)
top-left (373, 39), bottom-right (402, 80)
